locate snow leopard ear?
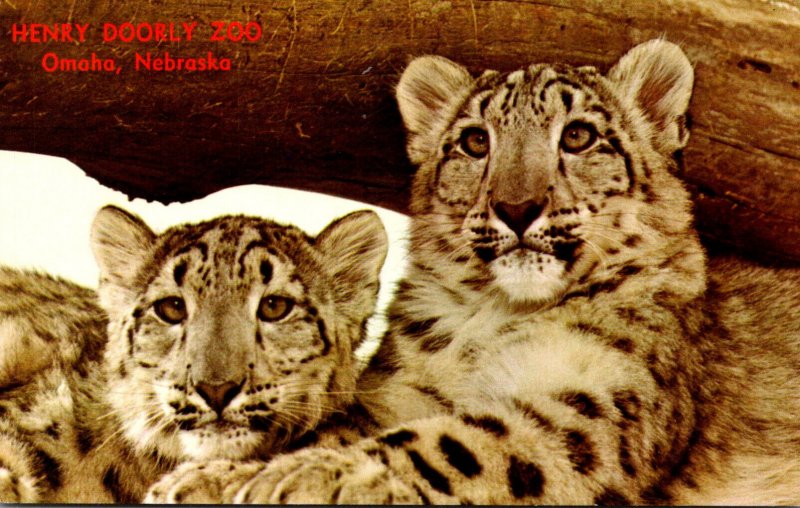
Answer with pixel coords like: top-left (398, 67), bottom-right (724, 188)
top-left (607, 39), bottom-right (694, 154)
top-left (316, 210), bottom-right (388, 332)
top-left (396, 55), bottom-right (474, 163)
top-left (91, 205), bottom-right (156, 289)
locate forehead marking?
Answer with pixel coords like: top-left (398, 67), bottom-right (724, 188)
top-left (260, 260), bottom-right (273, 284)
top-left (539, 76), bottom-right (584, 102)
top-left (472, 86), bottom-right (498, 116)
top-left (480, 95), bottom-right (492, 115)
top-left (317, 319), bottom-right (331, 356)
top-left (562, 91), bottom-right (573, 113)
top-left (174, 241), bottom-right (208, 262)
top-left (238, 239), bottom-right (274, 279)
top-left (589, 104), bottom-right (612, 122)
top-left (506, 70), bottom-right (525, 84)
top-left (173, 261), bottom-right (187, 286)
top-left (607, 136), bottom-right (636, 191)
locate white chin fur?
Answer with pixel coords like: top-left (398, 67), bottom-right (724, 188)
top-left (489, 250), bottom-right (570, 303)
top-left (178, 427), bottom-right (262, 461)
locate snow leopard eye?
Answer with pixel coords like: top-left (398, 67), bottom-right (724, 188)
top-left (154, 297), bottom-right (187, 324)
top-left (257, 295), bottom-right (295, 322)
top-left (459, 127), bottom-right (490, 158)
top-left (560, 121), bottom-right (597, 153)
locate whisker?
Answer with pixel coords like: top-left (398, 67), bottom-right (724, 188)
top-left (580, 239), bottom-right (611, 273)
top-left (95, 402), bottom-right (162, 421)
top-left (279, 402), bottom-right (343, 415)
top-left (577, 226), bottom-right (629, 251)
top-left (95, 416), bottom-right (143, 453)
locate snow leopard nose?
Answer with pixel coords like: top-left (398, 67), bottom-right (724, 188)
top-left (194, 380), bottom-right (243, 415)
top-left (493, 199), bottom-right (544, 239)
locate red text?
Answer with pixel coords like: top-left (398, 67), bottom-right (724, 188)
top-left (12, 23), bottom-right (89, 43)
top-left (102, 22), bottom-right (197, 42)
top-left (41, 52), bottom-right (119, 73)
top-left (210, 21), bottom-right (262, 42)
top-left (135, 52), bottom-right (231, 72)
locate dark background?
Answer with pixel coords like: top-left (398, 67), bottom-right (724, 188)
top-left (1, 0), bottom-right (799, 263)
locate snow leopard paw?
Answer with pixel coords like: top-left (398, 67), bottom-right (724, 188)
top-left (0, 465), bottom-right (37, 503)
top-left (143, 460), bottom-right (266, 504)
top-left (233, 447), bottom-right (422, 504)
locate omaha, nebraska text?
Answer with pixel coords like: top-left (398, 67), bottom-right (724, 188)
top-left (40, 51), bottom-right (232, 73)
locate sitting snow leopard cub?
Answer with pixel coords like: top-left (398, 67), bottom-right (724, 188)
top-left (0, 205), bottom-right (387, 503)
top-left (147, 39), bottom-right (800, 505)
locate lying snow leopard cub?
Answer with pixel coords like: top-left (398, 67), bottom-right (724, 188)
top-left (0, 205), bottom-right (387, 503)
top-left (147, 39), bottom-right (800, 505)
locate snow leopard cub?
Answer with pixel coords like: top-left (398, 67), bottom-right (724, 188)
top-left (0, 205), bottom-right (387, 503)
top-left (146, 39), bottom-right (800, 505)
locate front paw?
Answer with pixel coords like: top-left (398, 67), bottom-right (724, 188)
top-left (234, 447), bottom-right (421, 504)
top-left (0, 466), bottom-right (37, 503)
top-left (144, 460), bottom-right (266, 504)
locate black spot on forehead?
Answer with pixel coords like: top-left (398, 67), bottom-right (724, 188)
top-left (561, 91), bottom-right (573, 112)
top-left (468, 67), bottom-right (607, 131)
top-left (237, 240), bottom-right (274, 280)
top-left (473, 69), bottom-right (507, 91)
top-left (173, 262), bottom-right (187, 286)
top-left (479, 95), bottom-right (492, 114)
top-left (141, 215), bottom-right (310, 289)
top-left (165, 216), bottom-right (294, 254)
top-left (260, 260), bottom-right (273, 283)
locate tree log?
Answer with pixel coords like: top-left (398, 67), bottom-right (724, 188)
top-left (1, 0), bottom-right (799, 262)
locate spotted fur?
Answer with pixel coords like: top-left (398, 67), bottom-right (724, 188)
top-left (0, 205), bottom-right (387, 502)
top-left (146, 40), bottom-right (800, 505)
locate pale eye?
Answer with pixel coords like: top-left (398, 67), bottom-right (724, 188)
top-left (560, 122), bottom-right (597, 153)
top-left (459, 127), bottom-right (490, 158)
top-left (257, 295), bottom-right (294, 322)
top-left (154, 297), bottom-right (187, 324)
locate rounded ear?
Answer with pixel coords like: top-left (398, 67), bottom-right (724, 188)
top-left (396, 55), bottom-right (474, 163)
top-left (90, 205), bottom-right (155, 287)
top-left (607, 39), bottom-right (694, 153)
top-left (316, 210), bottom-right (388, 325)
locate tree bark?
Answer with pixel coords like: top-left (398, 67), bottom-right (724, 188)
top-left (1, 0), bottom-right (799, 262)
